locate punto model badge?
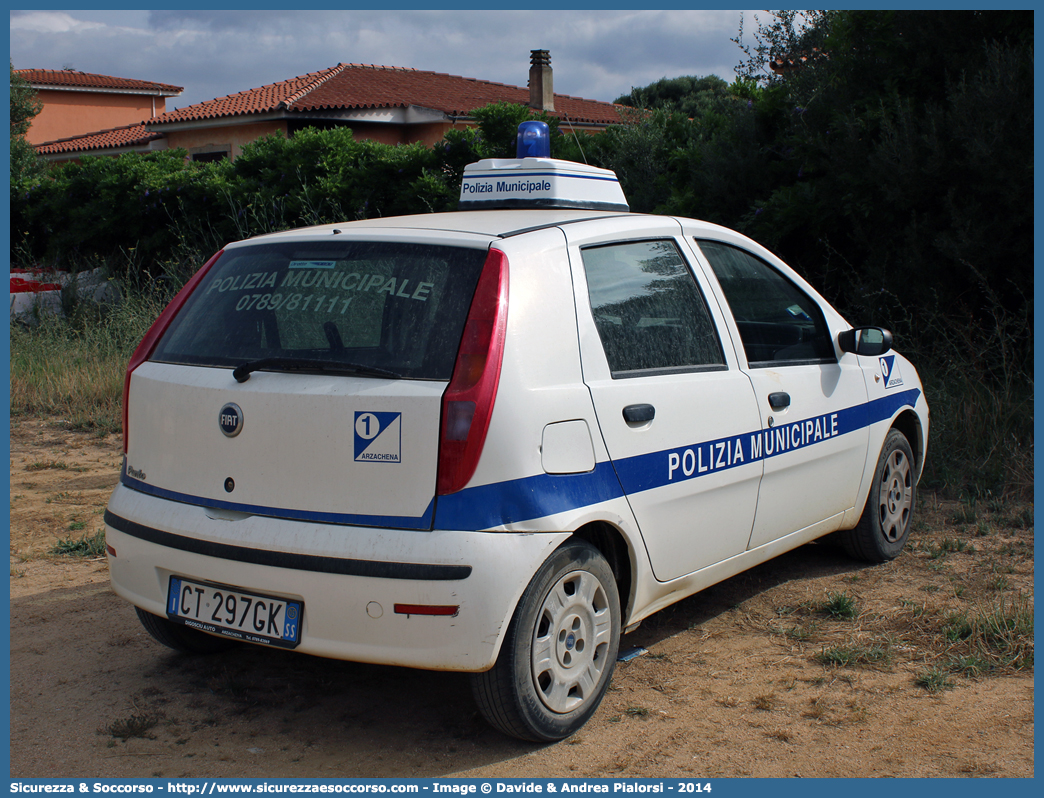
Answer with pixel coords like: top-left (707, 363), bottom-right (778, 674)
top-left (219, 403), bottom-right (243, 437)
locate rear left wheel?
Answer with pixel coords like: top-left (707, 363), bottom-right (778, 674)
top-left (136, 607), bottom-right (237, 655)
top-left (471, 539), bottom-right (621, 742)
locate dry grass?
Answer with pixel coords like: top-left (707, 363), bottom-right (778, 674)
top-left (102, 713), bottom-right (159, 741)
top-left (762, 496), bottom-right (1033, 685)
top-left (751, 694), bottom-right (777, 711)
top-left (10, 292), bottom-right (166, 432)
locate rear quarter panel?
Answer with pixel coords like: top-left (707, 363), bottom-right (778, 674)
top-left (434, 227), bottom-right (639, 536)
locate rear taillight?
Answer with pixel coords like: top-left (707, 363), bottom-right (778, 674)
top-left (436, 247), bottom-right (509, 495)
top-left (122, 249), bottom-right (224, 454)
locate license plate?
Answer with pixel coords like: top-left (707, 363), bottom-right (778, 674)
top-left (166, 576), bottom-right (302, 649)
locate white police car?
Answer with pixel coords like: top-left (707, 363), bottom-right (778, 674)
top-left (106, 122), bottom-right (929, 742)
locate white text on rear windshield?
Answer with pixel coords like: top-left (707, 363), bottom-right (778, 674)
top-left (151, 241), bottom-right (488, 380)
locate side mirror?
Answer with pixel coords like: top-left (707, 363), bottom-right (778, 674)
top-left (837, 326), bottom-right (893, 356)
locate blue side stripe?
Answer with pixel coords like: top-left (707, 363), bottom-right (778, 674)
top-left (124, 388), bottom-right (920, 534)
top-left (432, 461), bottom-right (625, 531)
top-left (867, 387), bottom-right (923, 424)
top-left (614, 400), bottom-right (873, 495)
top-left (121, 470), bottom-right (435, 531)
top-left (435, 388), bottom-right (921, 530)
top-left (611, 387), bottom-right (920, 497)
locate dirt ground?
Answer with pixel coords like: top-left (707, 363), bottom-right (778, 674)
top-left (8, 417), bottom-right (1035, 779)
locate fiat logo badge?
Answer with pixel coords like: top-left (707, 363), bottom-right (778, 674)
top-left (219, 403), bottom-right (243, 437)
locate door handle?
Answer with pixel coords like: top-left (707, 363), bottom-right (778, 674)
top-left (768, 392), bottom-right (791, 411)
top-left (623, 404), bottom-right (655, 424)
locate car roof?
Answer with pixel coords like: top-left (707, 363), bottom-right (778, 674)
top-left (246, 209), bottom-right (758, 260)
top-left (253, 209), bottom-right (645, 242)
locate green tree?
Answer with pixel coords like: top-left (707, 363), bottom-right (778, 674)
top-left (729, 11), bottom-right (1033, 320)
top-left (732, 10), bottom-right (829, 87)
top-left (608, 11), bottom-right (1032, 495)
top-left (614, 75), bottom-right (731, 118)
top-left (730, 10), bottom-right (1033, 496)
top-left (10, 63), bottom-right (44, 186)
top-left (433, 102), bottom-right (579, 201)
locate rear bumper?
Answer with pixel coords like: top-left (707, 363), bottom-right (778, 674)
top-left (105, 483), bottom-right (569, 671)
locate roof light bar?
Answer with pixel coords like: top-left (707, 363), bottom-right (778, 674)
top-left (458, 123), bottom-right (629, 212)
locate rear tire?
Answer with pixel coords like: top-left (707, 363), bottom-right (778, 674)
top-left (838, 429), bottom-right (916, 563)
top-left (471, 539), bottom-right (620, 742)
top-left (135, 607), bottom-right (237, 654)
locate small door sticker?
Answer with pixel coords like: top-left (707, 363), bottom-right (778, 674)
top-left (879, 355), bottom-right (904, 390)
top-left (354, 412), bottom-right (402, 462)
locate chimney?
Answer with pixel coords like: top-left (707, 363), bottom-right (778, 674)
top-left (529, 49), bottom-right (554, 112)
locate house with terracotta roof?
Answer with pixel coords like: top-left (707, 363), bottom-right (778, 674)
top-left (16, 69), bottom-right (183, 146)
top-left (36, 51), bottom-right (627, 163)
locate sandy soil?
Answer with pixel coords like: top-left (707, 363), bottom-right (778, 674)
top-left (9, 417), bottom-right (1034, 779)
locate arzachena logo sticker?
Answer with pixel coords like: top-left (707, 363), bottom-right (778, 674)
top-left (354, 412), bottom-right (402, 462)
top-left (879, 356), bottom-right (904, 390)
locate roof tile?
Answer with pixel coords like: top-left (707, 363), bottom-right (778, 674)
top-left (152, 63), bottom-right (624, 126)
top-left (35, 123), bottom-right (164, 155)
top-left (15, 69), bottom-right (183, 95)
top-left (34, 62), bottom-right (627, 156)
top-left (152, 64), bottom-right (348, 124)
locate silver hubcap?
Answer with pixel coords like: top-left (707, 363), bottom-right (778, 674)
top-left (531, 570), bottom-right (612, 714)
top-left (878, 448), bottom-right (912, 542)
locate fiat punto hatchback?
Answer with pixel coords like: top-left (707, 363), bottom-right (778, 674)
top-left (106, 122), bottom-right (928, 742)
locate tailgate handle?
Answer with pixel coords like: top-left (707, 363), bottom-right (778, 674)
top-left (768, 391), bottom-right (791, 410)
top-left (623, 404), bottom-right (656, 424)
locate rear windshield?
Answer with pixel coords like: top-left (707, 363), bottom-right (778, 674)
top-left (151, 240), bottom-right (488, 380)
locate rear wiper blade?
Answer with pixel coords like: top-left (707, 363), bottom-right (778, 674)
top-left (232, 357), bottom-right (402, 383)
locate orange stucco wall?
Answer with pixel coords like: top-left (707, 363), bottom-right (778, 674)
top-left (27, 90), bottom-right (167, 145)
top-left (343, 121), bottom-right (462, 147)
top-left (139, 117), bottom-right (598, 163)
top-left (162, 120), bottom-right (454, 160)
top-left (411, 122), bottom-right (463, 147)
top-left (163, 121), bottom-right (289, 160)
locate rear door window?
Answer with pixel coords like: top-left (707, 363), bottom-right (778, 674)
top-left (581, 239), bottom-right (725, 378)
top-left (151, 241), bottom-right (488, 380)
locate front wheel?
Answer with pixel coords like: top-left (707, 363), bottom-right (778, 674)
top-left (838, 429), bottom-right (916, 562)
top-left (471, 539), bottom-right (621, 742)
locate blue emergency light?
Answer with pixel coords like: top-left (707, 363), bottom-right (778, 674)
top-left (516, 121), bottom-right (551, 158)
top-left (458, 121), bottom-right (629, 211)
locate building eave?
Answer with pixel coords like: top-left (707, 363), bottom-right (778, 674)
top-left (30, 84), bottom-right (183, 98)
top-left (148, 104), bottom-right (454, 132)
top-left (40, 139), bottom-right (169, 162)
top-left (146, 110), bottom-right (292, 133)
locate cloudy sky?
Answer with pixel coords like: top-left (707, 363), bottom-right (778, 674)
top-left (10, 8), bottom-right (759, 110)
